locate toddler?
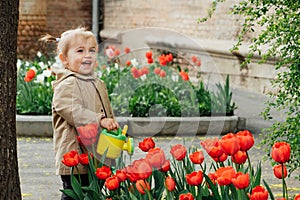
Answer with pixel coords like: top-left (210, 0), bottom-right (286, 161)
top-left (40, 27), bottom-right (119, 200)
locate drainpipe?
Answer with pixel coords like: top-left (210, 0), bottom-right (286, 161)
top-left (92, 0), bottom-right (99, 42)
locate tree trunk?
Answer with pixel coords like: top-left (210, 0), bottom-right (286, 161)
top-left (0, 0), bottom-right (21, 199)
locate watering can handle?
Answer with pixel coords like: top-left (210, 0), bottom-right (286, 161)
top-left (122, 125), bottom-right (128, 136)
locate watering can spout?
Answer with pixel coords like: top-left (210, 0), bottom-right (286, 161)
top-left (122, 138), bottom-right (134, 155)
top-left (121, 125), bottom-right (134, 154)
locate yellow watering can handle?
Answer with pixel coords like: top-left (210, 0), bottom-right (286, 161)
top-left (122, 125), bottom-right (128, 136)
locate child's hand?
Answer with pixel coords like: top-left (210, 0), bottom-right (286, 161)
top-left (100, 118), bottom-right (119, 131)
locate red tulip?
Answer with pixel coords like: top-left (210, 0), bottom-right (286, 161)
top-left (249, 185), bottom-right (268, 200)
top-left (232, 172), bottom-right (250, 189)
top-left (154, 67), bottom-right (161, 75)
top-left (78, 153), bottom-right (89, 165)
top-left (165, 176), bottom-right (176, 191)
top-left (114, 49), bottom-right (120, 56)
top-left (273, 164), bottom-right (287, 179)
top-left (294, 194), bottom-right (300, 200)
top-left (186, 170), bottom-right (203, 186)
top-left (160, 160), bottom-right (170, 172)
top-left (191, 55), bottom-right (198, 63)
top-left (105, 175), bottom-right (119, 190)
top-left (195, 59), bottom-right (201, 67)
top-left (62, 150), bottom-right (79, 167)
top-left (212, 153), bottom-right (228, 163)
top-left (220, 133), bottom-right (240, 155)
top-left (165, 53), bottom-right (173, 62)
top-left (231, 150), bottom-right (247, 164)
top-left (138, 137), bottom-right (155, 152)
top-left (145, 51), bottom-right (152, 59)
top-left (131, 66), bottom-right (140, 78)
top-left (214, 166), bottom-right (236, 186)
top-left (136, 179), bottom-right (150, 195)
top-left (200, 138), bottom-right (223, 158)
top-left (236, 130), bottom-right (255, 151)
top-left (207, 173), bottom-right (217, 186)
top-left (95, 165), bottom-right (111, 180)
top-left (159, 70), bottom-right (166, 78)
top-left (146, 147), bottom-right (166, 168)
top-left (124, 165), bottom-right (139, 182)
top-left (179, 193), bottom-right (194, 200)
top-left (170, 144), bottom-right (187, 161)
top-left (179, 70), bottom-right (189, 81)
top-left (115, 169), bottom-right (127, 182)
top-left (76, 123), bottom-right (98, 146)
top-left (159, 54), bottom-right (167, 66)
top-left (132, 158), bottom-right (152, 180)
top-left (189, 151), bottom-right (204, 164)
top-left (140, 66), bottom-right (149, 76)
top-left (24, 69), bottom-right (36, 82)
top-left (147, 58), bottom-right (153, 64)
top-left (124, 47), bottom-right (130, 54)
top-left (271, 142), bottom-right (291, 163)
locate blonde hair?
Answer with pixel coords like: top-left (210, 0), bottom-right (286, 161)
top-left (40, 27), bottom-right (97, 56)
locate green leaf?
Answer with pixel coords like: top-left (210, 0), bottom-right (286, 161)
top-left (252, 161), bottom-right (262, 188)
top-left (71, 168), bottom-right (84, 199)
top-left (60, 189), bottom-right (80, 200)
top-left (263, 179), bottom-right (275, 200)
top-left (129, 191), bottom-right (140, 200)
top-left (203, 174), bottom-right (221, 200)
top-left (152, 170), bottom-right (165, 200)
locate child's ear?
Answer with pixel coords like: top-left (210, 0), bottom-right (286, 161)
top-left (59, 53), bottom-right (68, 66)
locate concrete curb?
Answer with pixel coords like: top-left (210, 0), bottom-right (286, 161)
top-left (16, 115), bottom-right (246, 137)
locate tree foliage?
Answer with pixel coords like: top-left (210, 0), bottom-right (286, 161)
top-left (199, 0), bottom-right (300, 179)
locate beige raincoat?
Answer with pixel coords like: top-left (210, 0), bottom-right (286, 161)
top-left (52, 69), bottom-right (114, 175)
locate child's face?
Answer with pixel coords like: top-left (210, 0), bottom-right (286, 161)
top-left (61, 36), bottom-right (98, 75)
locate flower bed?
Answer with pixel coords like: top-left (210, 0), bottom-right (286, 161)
top-left (61, 125), bottom-right (299, 200)
top-left (17, 47), bottom-right (237, 117)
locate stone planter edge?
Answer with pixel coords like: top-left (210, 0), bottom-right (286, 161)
top-left (16, 115), bottom-right (246, 137)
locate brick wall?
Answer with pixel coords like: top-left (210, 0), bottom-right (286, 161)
top-left (18, 0), bottom-right (47, 59)
top-left (18, 0), bottom-right (93, 59)
top-left (46, 0), bottom-right (92, 37)
top-left (18, 14), bottom-right (47, 59)
top-left (102, 0), bottom-right (248, 41)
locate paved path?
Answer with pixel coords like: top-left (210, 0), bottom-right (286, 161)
top-left (18, 88), bottom-right (299, 199)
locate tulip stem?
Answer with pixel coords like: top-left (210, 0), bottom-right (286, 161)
top-left (242, 189), bottom-right (249, 200)
top-left (91, 143), bottom-right (98, 169)
top-left (246, 151), bottom-right (253, 184)
top-left (281, 163), bottom-right (288, 200)
top-left (237, 189), bottom-right (242, 200)
top-left (198, 184), bottom-right (202, 198)
top-left (73, 166), bottom-right (82, 185)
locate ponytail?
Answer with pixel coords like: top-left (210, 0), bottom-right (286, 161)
top-left (39, 34), bottom-right (59, 44)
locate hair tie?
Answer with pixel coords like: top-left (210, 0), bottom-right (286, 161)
top-left (56, 38), bottom-right (60, 42)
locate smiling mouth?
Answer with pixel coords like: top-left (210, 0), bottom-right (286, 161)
top-left (82, 61), bottom-right (92, 65)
